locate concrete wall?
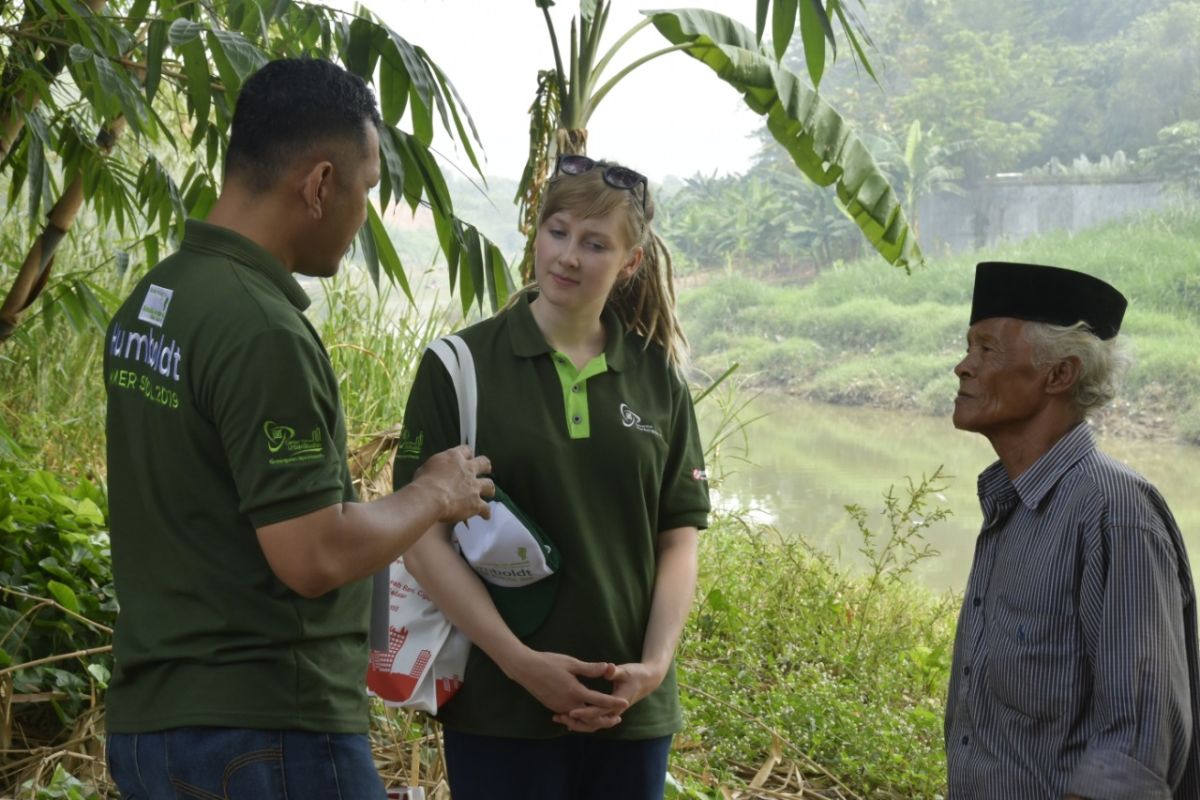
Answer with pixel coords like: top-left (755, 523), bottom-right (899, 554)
top-left (916, 178), bottom-right (1172, 254)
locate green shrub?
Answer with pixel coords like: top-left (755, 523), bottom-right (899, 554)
top-left (0, 463), bottom-right (114, 737)
top-left (676, 472), bottom-right (957, 797)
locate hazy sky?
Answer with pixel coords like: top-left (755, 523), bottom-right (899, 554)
top-left (336, 0), bottom-right (766, 183)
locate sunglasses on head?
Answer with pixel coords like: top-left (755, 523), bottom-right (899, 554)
top-left (554, 155), bottom-right (648, 213)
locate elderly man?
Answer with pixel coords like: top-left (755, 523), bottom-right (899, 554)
top-left (945, 262), bottom-right (1200, 799)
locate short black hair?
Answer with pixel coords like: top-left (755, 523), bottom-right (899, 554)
top-left (226, 58), bottom-right (382, 192)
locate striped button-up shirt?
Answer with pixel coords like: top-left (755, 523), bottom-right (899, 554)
top-left (946, 423), bottom-right (1200, 799)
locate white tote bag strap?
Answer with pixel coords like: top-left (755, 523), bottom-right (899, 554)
top-left (425, 335), bottom-right (478, 452)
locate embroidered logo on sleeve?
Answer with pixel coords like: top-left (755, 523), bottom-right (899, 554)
top-left (137, 284), bottom-right (174, 327)
top-left (619, 402), bottom-right (663, 440)
top-left (395, 430), bottom-right (424, 461)
top-left (263, 420), bottom-right (325, 465)
top-left (692, 468), bottom-right (708, 481)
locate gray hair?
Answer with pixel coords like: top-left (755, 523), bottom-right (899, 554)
top-left (1023, 321), bottom-right (1131, 417)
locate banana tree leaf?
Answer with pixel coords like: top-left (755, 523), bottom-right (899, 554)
top-left (646, 8), bottom-right (920, 270)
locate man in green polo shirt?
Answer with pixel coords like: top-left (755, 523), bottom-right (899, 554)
top-left (103, 59), bottom-right (492, 799)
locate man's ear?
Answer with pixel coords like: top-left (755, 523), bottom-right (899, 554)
top-left (1045, 355), bottom-right (1082, 396)
top-left (299, 161), bottom-right (334, 219)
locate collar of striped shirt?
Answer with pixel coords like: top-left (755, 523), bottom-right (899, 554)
top-left (976, 422), bottom-right (1095, 519)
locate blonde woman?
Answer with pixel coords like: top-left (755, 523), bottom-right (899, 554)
top-left (394, 155), bottom-right (711, 799)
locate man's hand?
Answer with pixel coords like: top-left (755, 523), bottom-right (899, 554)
top-left (552, 661), bottom-right (664, 733)
top-left (504, 650), bottom-right (629, 718)
top-left (411, 444), bottom-right (494, 523)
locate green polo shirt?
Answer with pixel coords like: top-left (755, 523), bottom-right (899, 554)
top-left (393, 292), bottom-right (710, 739)
top-left (103, 220), bottom-right (369, 733)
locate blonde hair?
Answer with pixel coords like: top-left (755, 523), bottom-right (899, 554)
top-left (524, 160), bottom-right (688, 367)
top-left (1024, 320), bottom-right (1132, 417)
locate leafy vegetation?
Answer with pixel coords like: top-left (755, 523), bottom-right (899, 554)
top-left (679, 202), bottom-right (1200, 442)
top-left (0, 0), bottom-right (513, 346)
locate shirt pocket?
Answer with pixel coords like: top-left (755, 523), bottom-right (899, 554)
top-left (984, 594), bottom-right (1080, 721)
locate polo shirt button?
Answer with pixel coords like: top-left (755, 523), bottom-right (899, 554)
top-left (961, 736), bottom-right (969, 746)
top-left (973, 597), bottom-right (981, 608)
top-left (571, 384), bottom-right (581, 393)
top-left (963, 665), bottom-right (971, 676)
top-left (572, 415), bottom-right (582, 425)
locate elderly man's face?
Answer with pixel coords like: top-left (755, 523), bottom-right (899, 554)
top-left (952, 317), bottom-right (1050, 437)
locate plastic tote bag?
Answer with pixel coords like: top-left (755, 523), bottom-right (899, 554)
top-left (367, 335), bottom-right (559, 711)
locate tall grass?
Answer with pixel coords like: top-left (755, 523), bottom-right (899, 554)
top-left (680, 201), bottom-right (1200, 441)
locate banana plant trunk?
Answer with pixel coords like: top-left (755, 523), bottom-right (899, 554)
top-left (0, 117), bottom-right (127, 344)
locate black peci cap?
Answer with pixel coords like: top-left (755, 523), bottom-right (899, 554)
top-left (969, 262), bottom-right (1127, 340)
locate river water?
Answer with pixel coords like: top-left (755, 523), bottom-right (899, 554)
top-left (698, 395), bottom-right (1200, 593)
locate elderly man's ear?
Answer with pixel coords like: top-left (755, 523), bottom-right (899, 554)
top-left (1044, 356), bottom-right (1083, 396)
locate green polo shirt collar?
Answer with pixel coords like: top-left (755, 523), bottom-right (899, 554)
top-left (507, 291), bottom-right (629, 372)
top-left (181, 220), bottom-right (311, 312)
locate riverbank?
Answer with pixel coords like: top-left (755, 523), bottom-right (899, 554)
top-left (677, 202), bottom-right (1200, 446)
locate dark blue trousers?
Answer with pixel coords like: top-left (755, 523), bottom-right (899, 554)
top-left (442, 729), bottom-right (674, 800)
top-left (107, 727), bottom-right (385, 799)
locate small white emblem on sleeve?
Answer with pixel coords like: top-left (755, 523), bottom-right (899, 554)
top-left (137, 284), bottom-right (174, 328)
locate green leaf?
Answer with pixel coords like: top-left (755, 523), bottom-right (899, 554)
top-left (356, 215), bottom-right (380, 287)
top-left (167, 18), bottom-right (205, 46)
top-left (93, 55), bottom-right (149, 136)
top-left (46, 580), bottom-right (80, 613)
top-left (145, 19), bottom-right (167, 104)
top-left (460, 225), bottom-right (483, 316)
top-left (379, 58), bottom-right (411, 127)
top-left (799, 0), bottom-right (832, 87)
top-left (647, 8), bottom-right (920, 270)
top-left (86, 662), bottom-right (111, 687)
top-left (124, 0), bottom-right (151, 33)
top-left (771, 0), bottom-right (797, 62)
top-left (68, 44), bottom-right (93, 63)
top-left (366, 203), bottom-right (413, 302)
top-left (27, 137), bottom-right (45, 226)
top-left (179, 39), bottom-right (211, 139)
top-left (755, 0), bottom-right (770, 42)
top-left (343, 17), bottom-right (379, 80)
top-left (210, 29), bottom-right (267, 82)
top-left (376, 125), bottom-right (406, 210)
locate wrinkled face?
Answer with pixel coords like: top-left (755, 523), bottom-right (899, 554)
top-left (296, 121), bottom-right (381, 278)
top-left (952, 317), bottom-right (1050, 437)
top-left (532, 207), bottom-right (640, 319)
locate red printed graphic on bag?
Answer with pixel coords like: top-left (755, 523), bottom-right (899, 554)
top-left (367, 558), bottom-right (467, 710)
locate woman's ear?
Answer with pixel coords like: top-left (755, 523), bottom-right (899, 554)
top-left (620, 246), bottom-right (644, 281)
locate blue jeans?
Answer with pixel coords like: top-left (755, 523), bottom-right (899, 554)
top-left (106, 727), bottom-right (385, 800)
top-left (442, 729), bottom-right (674, 800)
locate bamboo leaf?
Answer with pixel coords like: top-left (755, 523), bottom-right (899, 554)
top-left (145, 19), bottom-right (167, 103)
top-left (799, 0), bottom-right (827, 87)
top-left (210, 29), bottom-right (267, 83)
top-left (125, 0), bottom-right (151, 33)
top-left (646, 8), bottom-right (920, 270)
top-left (460, 225), bottom-right (482, 316)
top-left (366, 202), bottom-right (413, 302)
top-left (167, 18), bottom-right (205, 47)
top-left (356, 212), bottom-right (380, 287)
top-left (771, 0), bottom-right (797, 62)
top-left (68, 44), bottom-right (93, 63)
top-left (27, 137), bottom-right (45, 225)
top-left (379, 56), bottom-right (411, 127)
top-left (93, 56), bottom-right (148, 136)
top-left (755, 0), bottom-right (769, 42)
top-left (179, 39), bottom-right (211, 140)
